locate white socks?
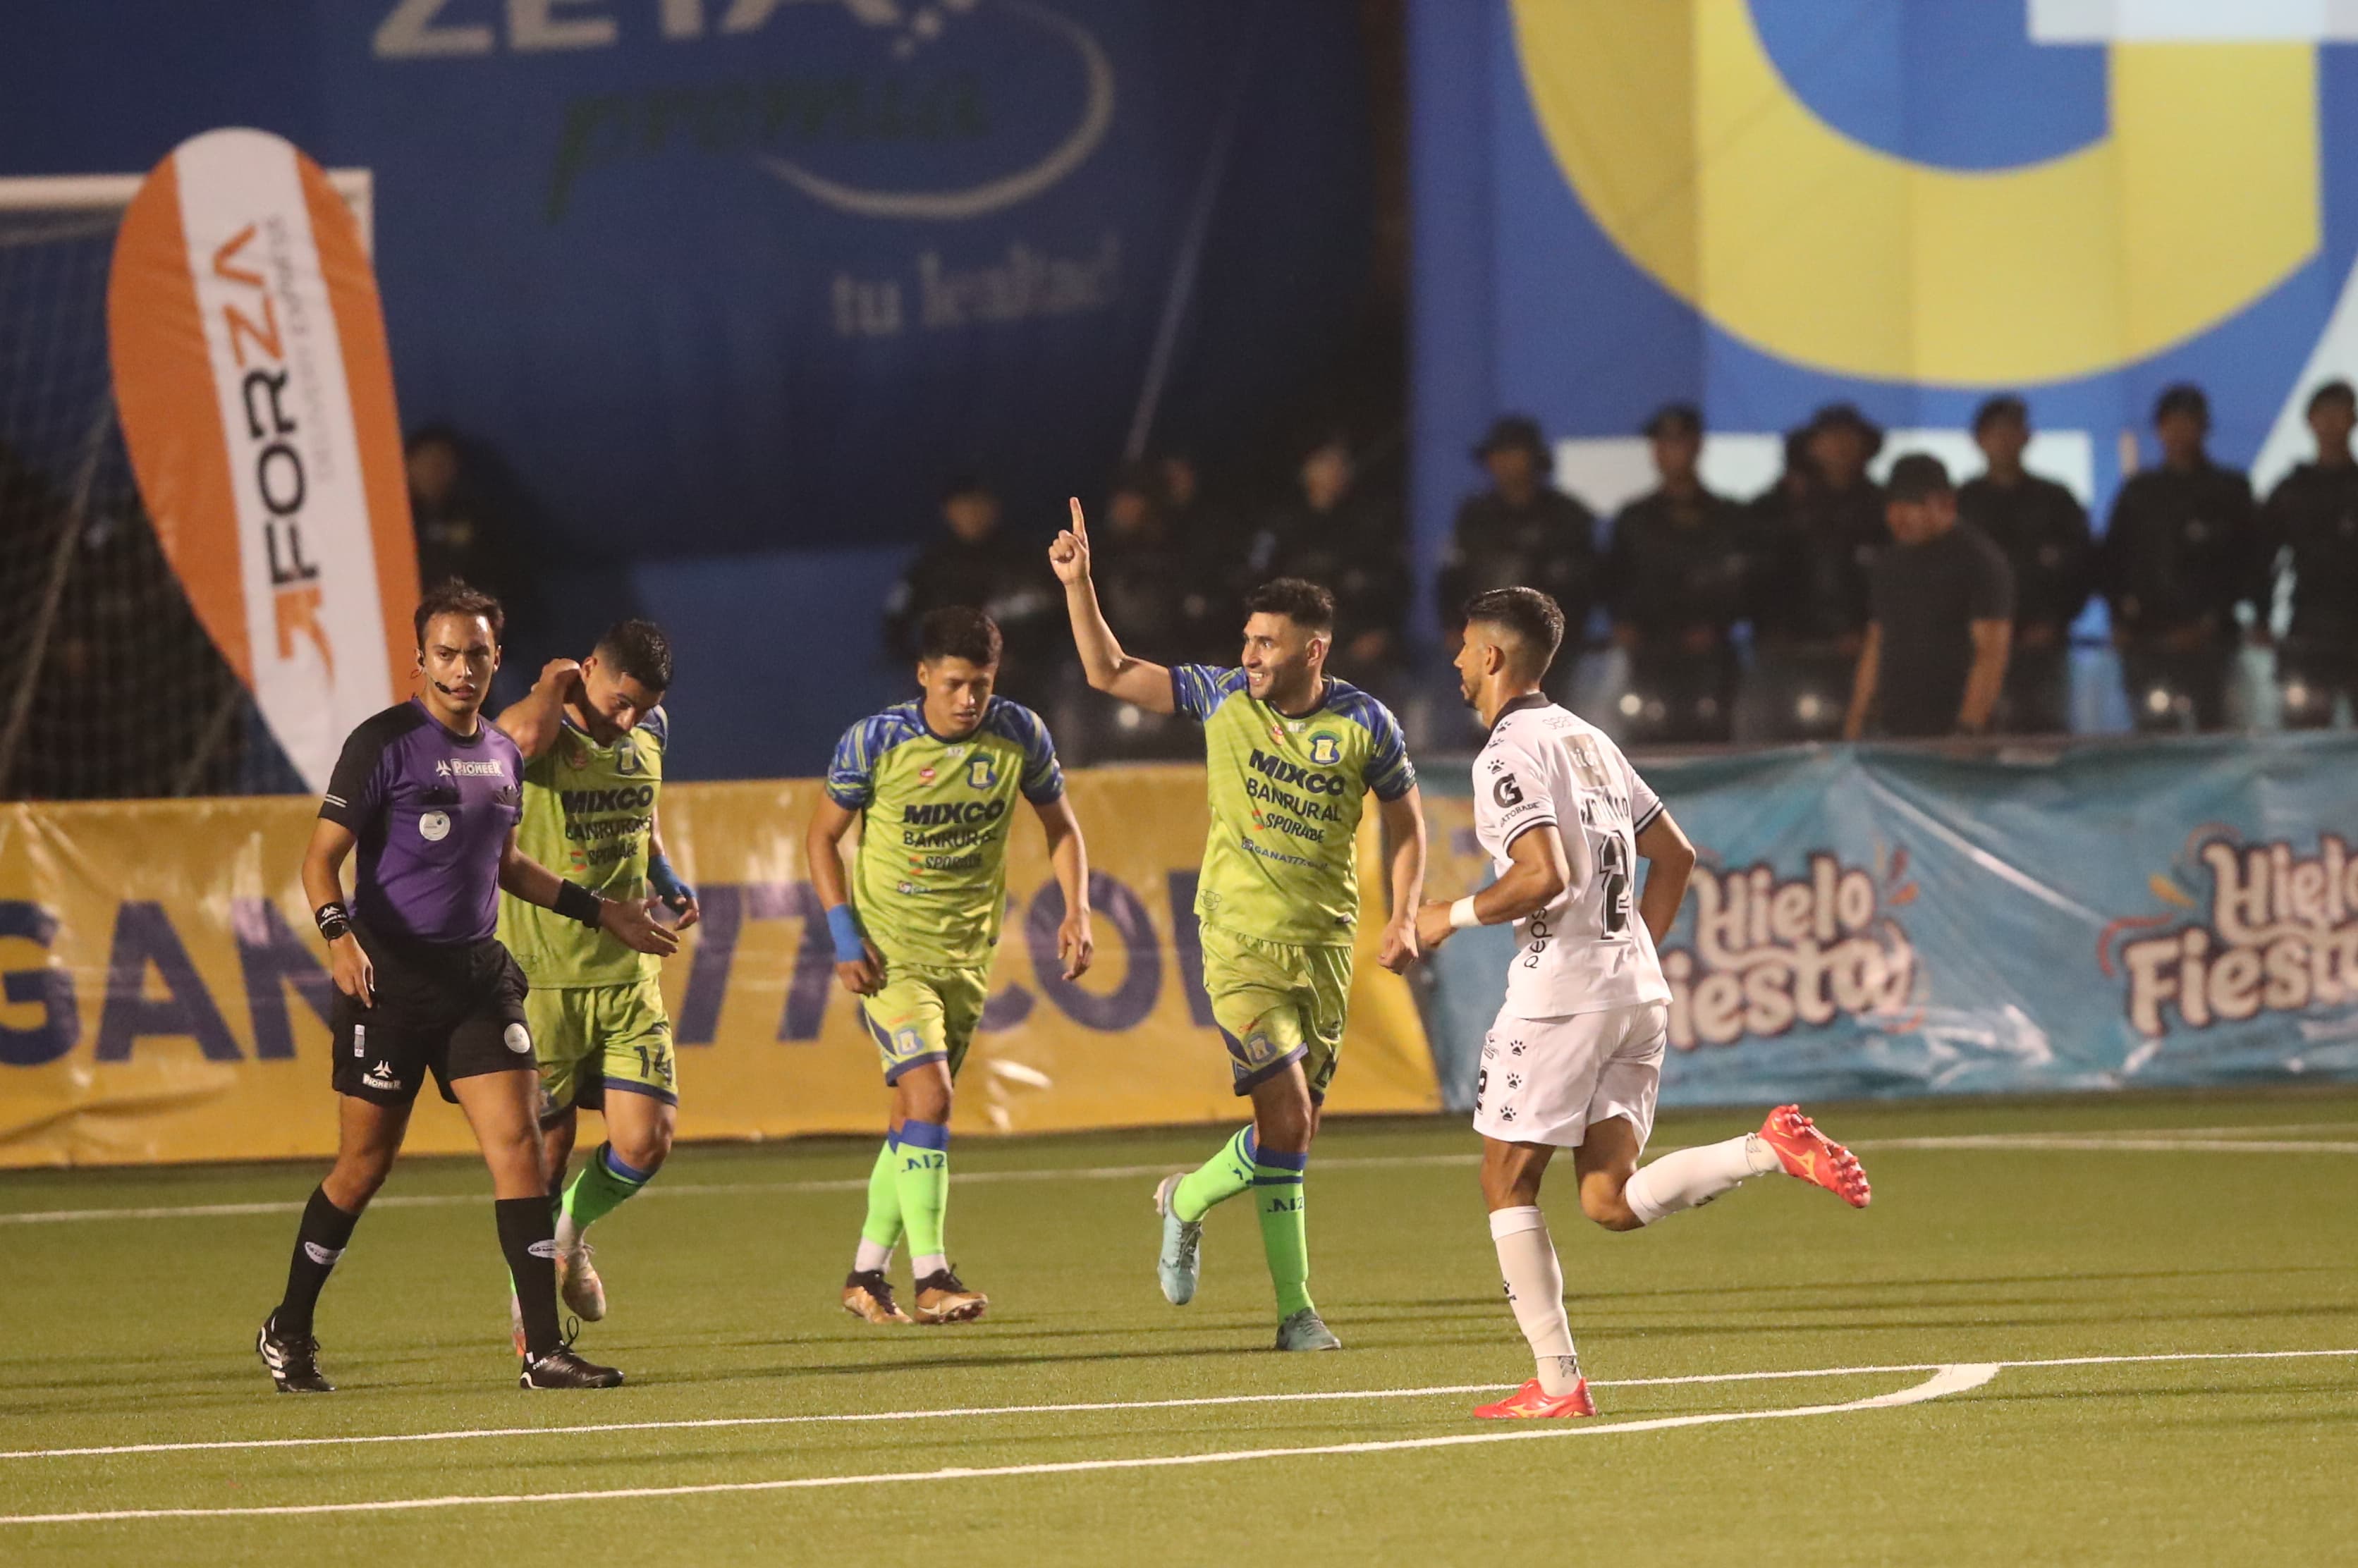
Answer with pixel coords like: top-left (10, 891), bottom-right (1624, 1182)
top-left (1489, 1206), bottom-right (1581, 1395)
top-left (853, 1238), bottom-right (894, 1274)
top-left (912, 1252), bottom-right (948, 1278)
top-left (1623, 1134), bottom-right (1783, 1226)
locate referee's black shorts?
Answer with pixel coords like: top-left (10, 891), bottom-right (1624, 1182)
top-left (330, 923), bottom-right (533, 1107)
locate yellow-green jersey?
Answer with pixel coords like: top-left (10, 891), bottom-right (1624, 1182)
top-left (826, 697), bottom-right (1065, 969)
top-left (498, 708), bottom-right (668, 988)
top-left (1171, 666), bottom-right (1416, 947)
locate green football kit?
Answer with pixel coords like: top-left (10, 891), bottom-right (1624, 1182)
top-left (826, 696), bottom-right (1065, 1282)
top-left (1161, 663), bottom-right (1417, 1333)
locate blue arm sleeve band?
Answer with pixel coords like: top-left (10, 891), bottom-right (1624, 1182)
top-left (647, 851), bottom-right (692, 909)
top-left (826, 903), bottom-right (867, 964)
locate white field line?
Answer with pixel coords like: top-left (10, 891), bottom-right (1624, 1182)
top-left (2, 1347), bottom-right (2348, 1464)
top-left (0, 1365), bottom-right (2003, 1524)
top-left (4, 1123), bottom-right (2352, 1228)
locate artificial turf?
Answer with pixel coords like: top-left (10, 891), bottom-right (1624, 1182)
top-left (1, 1089), bottom-right (2353, 1564)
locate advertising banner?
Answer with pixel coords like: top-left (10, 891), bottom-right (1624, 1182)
top-left (0, 766), bottom-right (1434, 1168)
top-left (1419, 734), bottom-right (2358, 1111)
top-left (108, 127), bottom-right (419, 792)
top-left (1410, 1), bottom-right (2358, 596)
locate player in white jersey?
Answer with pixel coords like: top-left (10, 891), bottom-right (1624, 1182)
top-left (1416, 588), bottom-right (1872, 1421)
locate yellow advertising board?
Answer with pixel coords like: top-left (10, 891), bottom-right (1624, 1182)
top-left (0, 766), bottom-right (1436, 1168)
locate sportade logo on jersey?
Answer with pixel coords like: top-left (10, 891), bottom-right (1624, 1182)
top-left (1659, 854), bottom-right (1918, 1052)
top-left (2103, 834), bottom-right (2358, 1039)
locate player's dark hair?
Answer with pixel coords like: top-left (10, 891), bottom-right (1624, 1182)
top-left (918, 605), bottom-right (1003, 668)
top-left (1242, 577), bottom-right (1336, 635)
top-left (1463, 586), bottom-right (1564, 677)
top-left (414, 579), bottom-right (503, 648)
top-left (594, 618), bottom-right (672, 692)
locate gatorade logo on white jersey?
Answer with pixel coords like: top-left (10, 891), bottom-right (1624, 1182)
top-left (1469, 697), bottom-right (1672, 1019)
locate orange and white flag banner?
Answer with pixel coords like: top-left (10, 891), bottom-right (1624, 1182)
top-left (109, 127), bottom-right (417, 793)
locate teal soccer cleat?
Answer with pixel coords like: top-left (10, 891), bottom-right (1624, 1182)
top-left (1274, 1308), bottom-right (1341, 1352)
top-left (1153, 1173), bottom-right (1203, 1306)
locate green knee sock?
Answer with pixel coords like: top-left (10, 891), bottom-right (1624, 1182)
top-left (860, 1137), bottom-right (905, 1253)
top-left (1172, 1125), bottom-right (1258, 1223)
top-left (555, 1142), bottom-right (652, 1251)
top-left (894, 1120), bottom-right (952, 1268)
top-left (1252, 1148), bottom-right (1313, 1318)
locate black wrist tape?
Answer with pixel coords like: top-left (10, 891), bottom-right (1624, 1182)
top-left (314, 902), bottom-right (351, 943)
top-left (553, 881), bottom-right (602, 929)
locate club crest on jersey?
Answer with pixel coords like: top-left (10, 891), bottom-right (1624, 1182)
top-left (418, 810), bottom-right (451, 842)
top-left (1308, 733), bottom-right (1341, 766)
top-left (612, 738), bottom-right (647, 776)
top-left (967, 755), bottom-right (998, 790)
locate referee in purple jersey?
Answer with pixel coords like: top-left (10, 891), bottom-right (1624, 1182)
top-left (256, 582), bottom-right (679, 1393)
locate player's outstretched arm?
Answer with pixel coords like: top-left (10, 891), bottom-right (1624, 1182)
top-left (805, 797), bottom-right (884, 996)
top-left (1634, 809), bottom-right (1697, 947)
top-left (1051, 497), bottom-right (1177, 713)
top-left (493, 658), bottom-right (583, 761)
top-left (1031, 795), bottom-right (1095, 980)
top-left (1375, 788), bottom-right (1427, 973)
top-left (498, 830), bottom-right (680, 957)
top-left (301, 817), bottom-right (373, 1006)
top-left (1414, 820), bottom-right (1579, 953)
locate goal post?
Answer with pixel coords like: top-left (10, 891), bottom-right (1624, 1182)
top-left (0, 167), bottom-right (372, 802)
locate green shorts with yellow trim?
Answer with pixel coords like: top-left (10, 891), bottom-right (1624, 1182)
top-left (860, 962), bottom-right (990, 1086)
top-left (1198, 922), bottom-right (1355, 1102)
top-left (526, 976), bottom-right (677, 1127)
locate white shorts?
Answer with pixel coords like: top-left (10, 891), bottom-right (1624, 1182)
top-left (1470, 1000), bottom-right (1668, 1151)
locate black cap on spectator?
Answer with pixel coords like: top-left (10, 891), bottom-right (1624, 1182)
top-left (1885, 453), bottom-right (1953, 503)
top-left (1472, 415), bottom-right (1551, 471)
top-left (940, 472), bottom-right (995, 502)
top-left (1972, 394), bottom-right (2027, 434)
top-left (2152, 383), bottom-right (2209, 425)
top-left (2306, 379), bottom-right (2356, 417)
top-left (1642, 403), bottom-right (1703, 439)
top-left (1806, 402), bottom-right (1885, 458)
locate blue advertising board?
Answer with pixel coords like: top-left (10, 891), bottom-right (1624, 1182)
top-left (1419, 733), bottom-right (2358, 1110)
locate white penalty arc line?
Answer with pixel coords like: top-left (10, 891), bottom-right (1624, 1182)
top-left (5, 1127), bottom-right (2354, 1228)
top-left (4, 1347), bottom-right (2351, 1464)
top-left (0, 1364), bottom-right (2000, 1525)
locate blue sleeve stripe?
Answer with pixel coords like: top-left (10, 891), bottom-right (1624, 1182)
top-left (1333, 687), bottom-right (1417, 800)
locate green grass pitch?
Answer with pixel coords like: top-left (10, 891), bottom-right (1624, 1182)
top-left (1, 1090), bottom-right (2353, 1564)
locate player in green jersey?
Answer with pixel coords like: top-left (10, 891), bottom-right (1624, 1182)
top-left (1053, 500), bottom-right (1426, 1350)
top-left (494, 620), bottom-right (696, 1336)
top-left (807, 606), bottom-right (1094, 1326)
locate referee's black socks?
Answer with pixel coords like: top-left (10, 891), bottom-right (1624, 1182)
top-left (496, 1194), bottom-right (564, 1359)
top-left (274, 1185), bottom-right (360, 1339)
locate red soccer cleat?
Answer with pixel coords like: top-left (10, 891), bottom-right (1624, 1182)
top-left (1473, 1378), bottom-right (1597, 1420)
top-left (1757, 1103), bottom-right (1871, 1208)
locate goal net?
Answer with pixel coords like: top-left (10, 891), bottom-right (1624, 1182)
top-left (0, 169), bottom-right (371, 802)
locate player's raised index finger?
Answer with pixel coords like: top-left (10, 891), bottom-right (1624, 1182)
top-left (1068, 496), bottom-right (1087, 537)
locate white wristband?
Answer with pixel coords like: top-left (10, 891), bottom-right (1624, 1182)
top-left (1448, 896), bottom-right (1481, 931)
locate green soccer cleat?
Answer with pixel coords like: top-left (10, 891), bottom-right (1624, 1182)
top-left (1274, 1308), bottom-right (1341, 1352)
top-left (1153, 1173), bottom-right (1203, 1306)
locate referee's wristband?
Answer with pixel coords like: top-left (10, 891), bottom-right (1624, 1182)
top-left (552, 880), bottom-right (603, 930)
top-left (826, 904), bottom-right (867, 964)
top-left (1448, 896), bottom-right (1482, 931)
top-left (314, 901), bottom-right (352, 943)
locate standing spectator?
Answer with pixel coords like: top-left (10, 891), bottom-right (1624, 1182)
top-left (2259, 380), bottom-right (2358, 728)
top-left (407, 427), bottom-right (522, 606)
top-left (1750, 404), bottom-right (1888, 737)
top-left (884, 475), bottom-right (1061, 694)
top-left (1844, 455), bottom-right (2013, 740)
top-left (2100, 384), bottom-right (2261, 731)
top-left (1435, 416), bottom-right (1598, 675)
top-left (1245, 431), bottom-right (1410, 692)
top-left (1607, 404), bottom-right (1749, 742)
top-left (1156, 451), bottom-right (1245, 660)
top-left (1958, 396), bottom-right (2094, 734)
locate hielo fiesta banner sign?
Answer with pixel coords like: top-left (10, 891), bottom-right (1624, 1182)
top-left (1419, 734), bottom-right (2358, 1110)
top-left (108, 127), bottom-right (420, 794)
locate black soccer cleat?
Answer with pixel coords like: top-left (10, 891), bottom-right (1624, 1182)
top-left (256, 1313), bottom-right (334, 1394)
top-left (520, 1345), bottom-right (625, 1390)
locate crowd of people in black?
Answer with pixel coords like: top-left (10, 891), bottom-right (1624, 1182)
top-left (889, 380), bottom-right (2358, 757)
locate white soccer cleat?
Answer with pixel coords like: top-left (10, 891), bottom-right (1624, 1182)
top-left (1154, 1173), bottom-right (1204, 1306)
